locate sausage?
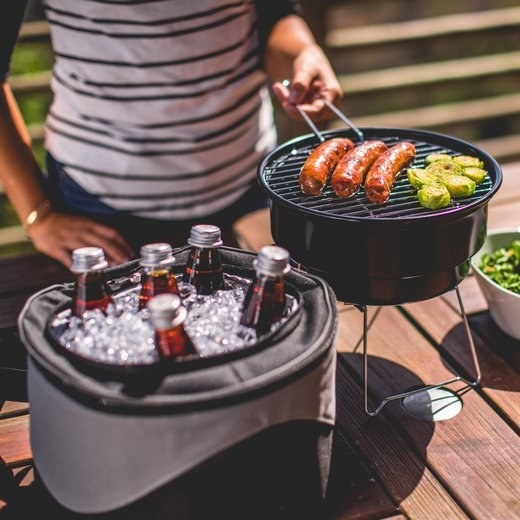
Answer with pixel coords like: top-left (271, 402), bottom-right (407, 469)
top-left (364, 142), bottom-right (416, 204)
top-left (330, 140), bottom-right (388, 198)
top-left (299, 137), bottom-right (354, 195)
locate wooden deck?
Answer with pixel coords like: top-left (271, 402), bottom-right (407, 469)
top-left (1, 162), bottom-right (520, 519)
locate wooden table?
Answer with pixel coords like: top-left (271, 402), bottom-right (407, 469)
top-left (1, 163), bottom-right (519, 519)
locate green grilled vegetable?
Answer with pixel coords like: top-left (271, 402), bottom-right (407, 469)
top-left (407, 150), bottom-right (487, 210)
top-left (462, 166), bottom-right (487, 184)
top-left (406, 168), bottom-right (439, 189)
top-left (425, 152), bottom-right (452, 164)
top-left (453, 155), bottom-right (484, 169)
top-left (437, 173), bottom-right (476, 198)
top-left (478, 240), bottom-right (520, 295)
top-left (417, 182), bottom-right (451, 209)
top-left (426, 160), bottom-right (464, 176)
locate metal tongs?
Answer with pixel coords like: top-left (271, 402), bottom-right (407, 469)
top-left (281, 79), bottom-right (364, 143)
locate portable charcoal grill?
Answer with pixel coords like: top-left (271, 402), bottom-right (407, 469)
top-left (258, 126), bottom-right (503, 416)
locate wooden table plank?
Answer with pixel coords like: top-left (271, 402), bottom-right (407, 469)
top-left (335, 359), bottom-right (469, 519)
top-left (491, 161), bottom-right (520, 205)
top-left (441, 276), bottom-right (487, 315)
top-left (0, 401), bottom-right (28, 417)
top-left (335, 305), bottom-right (520, 520)
top-left (0, 414), bottom-right (31, 465)
top-left (325, 426), bottom-right (399, 519)
top-left (0, 253), bottom-right (72, 298)
top-left (486, 160), bottom-right (520, 229)
top-left (403, 287), bottom-right (520, 425)
top-left (487, 202), bottom-right (520, 230)
top-left (0, 253), bottom-right (73, 404)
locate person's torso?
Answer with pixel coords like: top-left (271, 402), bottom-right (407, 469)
top-left (43, 0), bottom-right (276, 219)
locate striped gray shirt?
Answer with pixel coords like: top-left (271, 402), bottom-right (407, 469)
top-left (42, 0), bottom-right (278, 219)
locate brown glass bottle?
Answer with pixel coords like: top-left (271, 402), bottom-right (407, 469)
top-left (138, 243), bottom-right (179, 310)
top-left (239, 245), bottom-right (290, 335)
top-left (148, 293), bottom-right (197, 359)
top-left (182, 224), bottom-right (224, 295)
top-left (71, 247), bottom-right (112, 317)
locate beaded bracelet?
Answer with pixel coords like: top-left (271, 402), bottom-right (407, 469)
top-left (24, 199), bottom-right (52, 232)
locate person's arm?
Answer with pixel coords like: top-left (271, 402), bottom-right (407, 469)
top-left (0, 4), bottom-right (133, 267)
top-left (255, 1), bottom-right (343, 122)
top-left (0, 82), bottom-right (49, 230)
top-left (0, 1), bottom-right (51, 243)
top-left (0, 83), bottom-right (134, 267)
top-left (253, 0), bottom-right (303, 55)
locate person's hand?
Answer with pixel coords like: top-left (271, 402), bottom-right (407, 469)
top-left (27, 211), bottom-right (134, 269)
top-left (271, 44), bottom-right (343, 123)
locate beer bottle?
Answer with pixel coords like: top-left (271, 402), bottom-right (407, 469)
top-left (138, 242), bottom-right (179, 310)
top-left (182, 224), bottom-right (224, 295)
top-left (239, 245), bottom-right (290, 335)
top-left (71, 246), bottom-right (112, 317)
top-left (148, 293), bottom-right (197, 359)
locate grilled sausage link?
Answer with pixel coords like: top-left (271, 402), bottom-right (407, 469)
top-left (364, 142), bottom-right (416, 204)
top-left (331, 140), bottom-right (388, 198)
top-left (299, 137), bottom-right (354, 195)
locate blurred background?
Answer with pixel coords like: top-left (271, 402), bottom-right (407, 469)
top-left (2, 0), bottom-right (519, 254)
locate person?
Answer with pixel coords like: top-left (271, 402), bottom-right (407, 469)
top-left (0, 0), bottom-right (342, 269)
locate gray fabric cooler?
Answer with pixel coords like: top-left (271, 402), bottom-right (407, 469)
top-left (18, 247), bottom-right (338, 519)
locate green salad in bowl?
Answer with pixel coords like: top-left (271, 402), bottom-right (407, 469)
top-left (478, 239), bottom-right (520, 294)
top-left (471, 227), bottom-right (520, 340)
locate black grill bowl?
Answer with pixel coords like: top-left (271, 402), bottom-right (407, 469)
top-left (258, 127), bottom-right (503, 305)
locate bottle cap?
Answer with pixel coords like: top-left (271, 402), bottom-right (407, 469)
top-left (187, 224), bottom-right (223, 248)
top-left (139, 243), bottom-right (176, 267)
top-left (71, 247), bottom-right (108, 273)
top-left (254, 245), bottom-right (291, 277)
top-left (148, 293), bottom-right (187, 329)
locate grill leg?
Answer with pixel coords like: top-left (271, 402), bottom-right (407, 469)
top-left (356, 285), bottom-right (481, 417)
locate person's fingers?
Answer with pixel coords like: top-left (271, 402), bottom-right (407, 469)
top-left (77, 222), bottom-right (135, 264)
top-left (272, 45), bottom-right (344, 124)
top-left (67, 229), bottom-right (134, 266)
top-left (271, 81), bottom-right (289, 105)
top-left (29, 214), bottom-right (135, 268)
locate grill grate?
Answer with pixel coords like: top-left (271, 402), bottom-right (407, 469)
top-left (259, 128), bottom-right (501, 221)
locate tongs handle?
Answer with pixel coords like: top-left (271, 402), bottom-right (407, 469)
top-left (295, 105), bottom-right (326, 143)
top-left (318, 95), bottom-right (365, 143)
top-left (281, 79), bottom-right (364, 143)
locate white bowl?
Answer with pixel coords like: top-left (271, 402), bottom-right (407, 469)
top-left (470, 226), bottom-right (520, 340)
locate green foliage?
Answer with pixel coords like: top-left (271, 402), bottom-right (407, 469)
top-left (10, 42), bottom-right (53, 75)
top-left (0, 196), bottom-right (21, 227)
top-left (0, 241), bottom-right (36, 257)
top-left (17, 92), bottom-right (52, 126)
top-left (1, 38), bottom-right (51, 243)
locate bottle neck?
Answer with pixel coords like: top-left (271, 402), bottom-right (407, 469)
top-left (154, 323), bottom-right (196, 358)
top-left (139, 266), bottom-right (180, 310)
top-left (183, 246), bottom-right (224, 294)
top-left (240, 273), bottom-right (286, 334)
top-left (73, 270), bottom-right (112, 316)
